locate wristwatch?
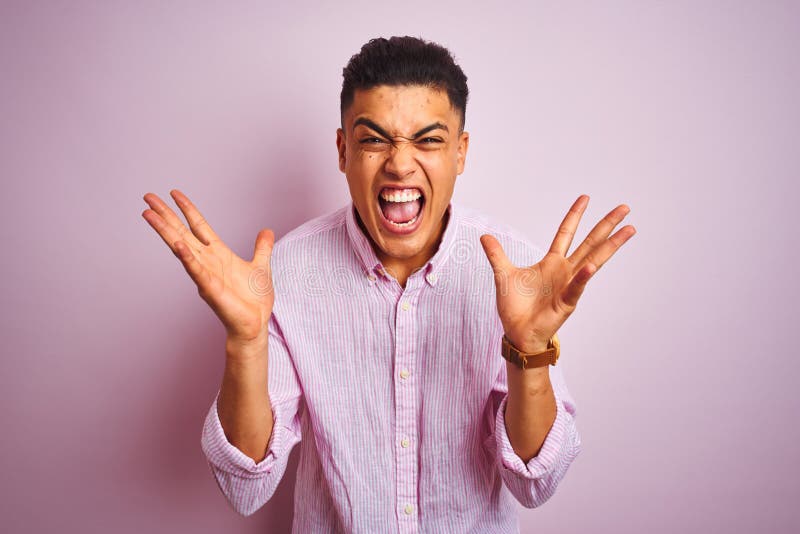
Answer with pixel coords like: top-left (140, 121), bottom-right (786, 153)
top-left (501, 333), bottom-right (560, 369)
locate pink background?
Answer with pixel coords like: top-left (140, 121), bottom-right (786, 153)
top-left (1, 1), bottom-right (798, 532)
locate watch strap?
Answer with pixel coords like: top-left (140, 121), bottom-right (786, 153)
top-left (501, 334), bottom-right (560, 369)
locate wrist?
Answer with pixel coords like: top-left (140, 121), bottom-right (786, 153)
top-left (507, 359), bottom-right (550, 377)
top-left (507, 360), bottom-right (551, 392)
top-left (226, 334), bottom-right (268, 362)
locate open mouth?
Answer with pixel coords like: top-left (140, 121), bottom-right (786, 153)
top-left (377, 187), bottom-right (425, 233)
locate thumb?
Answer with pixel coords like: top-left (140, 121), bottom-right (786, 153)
top-left (480, 234), bottom-right (513, 274)
top-left (252, 228), bottom-right (275, 267)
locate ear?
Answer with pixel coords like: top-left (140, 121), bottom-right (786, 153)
top-left (456, 130), bottom-right (469, 175)
top-left (336, 128), bottom-right (346, 173)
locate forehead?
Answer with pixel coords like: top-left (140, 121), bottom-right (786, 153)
top-left (345, 85), bottom-right (459, 133)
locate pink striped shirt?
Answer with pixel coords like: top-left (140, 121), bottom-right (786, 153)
top-left (201, 202), bottom-right (581, 532)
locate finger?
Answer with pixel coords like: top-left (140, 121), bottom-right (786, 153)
top-left (480, 234), bottom-right (514, 274)
top-left (251, 228), bottom-right (275, 267)
top-left (560, 262), bottom-right (597, 308)
top-left (143, 192), bottom-right (205, 249)
top-left (169, 189), bottom-right (221, 246)
top-left (576, 224), bottom-right (636, 275)
top-left (142, 207), bottom-right (193, 256)
top-left (174, 239), bottom-right (213, 297)
top-left (549, 195), bottom-right (589, 257)
top-left (567, 204), bottom-right (631, 267)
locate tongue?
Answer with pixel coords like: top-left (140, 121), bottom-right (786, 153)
top-left (381, 198), bottom-right (422, 224)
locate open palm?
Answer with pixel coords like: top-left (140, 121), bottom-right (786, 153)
top-left (480, 195), bottom-right (636, 353)
top-left (142, 189), bottom-right (275, 343)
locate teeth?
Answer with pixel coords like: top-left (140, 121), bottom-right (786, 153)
top-left (387, 213), bottom-right (420, 227)
top-left (380, 189), bottom-right (422, 203)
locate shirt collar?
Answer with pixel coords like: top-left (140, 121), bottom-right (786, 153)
top-left (344, 201), bottom-right (460, 287)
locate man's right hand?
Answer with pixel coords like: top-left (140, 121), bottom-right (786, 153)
top-left (142, 189), bottom-right (275, 347)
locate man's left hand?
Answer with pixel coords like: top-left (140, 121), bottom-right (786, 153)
top-left (480, 195), bottom-right (636, 354)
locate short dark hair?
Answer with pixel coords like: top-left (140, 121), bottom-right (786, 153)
top-left (340, 36), bottom-right (469, 130)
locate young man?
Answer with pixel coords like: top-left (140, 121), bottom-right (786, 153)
top-left (142, 36), bottom-right (635, 532)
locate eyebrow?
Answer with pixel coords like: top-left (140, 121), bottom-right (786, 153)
top-left (353, 118), bottom-right (449, 140)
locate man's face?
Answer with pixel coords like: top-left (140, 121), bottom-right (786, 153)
top-left (336, 85), bottom-right (469, 271)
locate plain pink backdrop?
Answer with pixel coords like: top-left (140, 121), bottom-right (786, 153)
top-left (1, 1), bottom-right (798, 532)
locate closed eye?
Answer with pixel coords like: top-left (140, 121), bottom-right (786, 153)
top-left (360, 137), bottom-right (387, 144)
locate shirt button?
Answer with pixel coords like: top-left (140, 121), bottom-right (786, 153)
top-left (404, 504), bottom-right (414, 515)
top-left (367, 273), bottom-right (376, 281)
top-left (401, 438), bottom-right (410, 448)
top-left (426, 273), bottom-right (437, 284)
top-left (399, 369), bottom-right (410, 380)
top-left (401, 301), bottom-right (410, 311)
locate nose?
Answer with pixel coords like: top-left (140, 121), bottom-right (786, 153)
top-left (383, 140), bottom-right (417, 180)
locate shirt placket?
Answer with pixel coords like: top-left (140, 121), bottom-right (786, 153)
top-left (393, 282), bottom-right (420, 533)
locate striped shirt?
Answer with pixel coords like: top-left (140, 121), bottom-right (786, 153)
top-left (201, 201), bottom-right (582, 533)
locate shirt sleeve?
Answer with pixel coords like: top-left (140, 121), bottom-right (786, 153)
top-left (489, 361), bottom-right (582, 509)
top-left (200, 314), bottom-right (303, 516)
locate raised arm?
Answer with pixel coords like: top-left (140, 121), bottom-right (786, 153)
top-left (142, 188), bottom-right (278, 461)
top-left (480, 194), bottom-right (634, 461)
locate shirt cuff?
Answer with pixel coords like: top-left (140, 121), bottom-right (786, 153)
top-left (494, 386), bottom-right (571, 480)
top-left (200, 392), bottom-right (298, 478)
